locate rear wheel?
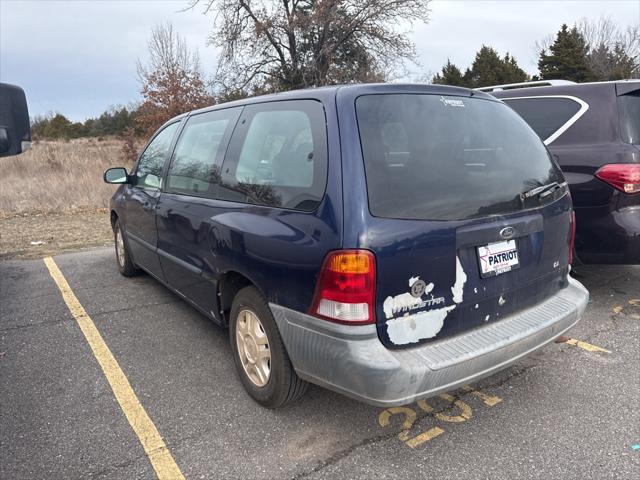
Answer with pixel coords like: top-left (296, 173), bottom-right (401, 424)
top-left (113, 219), bottom-right (140, 277)
top-left (229, 286), bottom-right (308, 408)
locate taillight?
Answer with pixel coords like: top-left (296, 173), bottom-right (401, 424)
top-left (595, 164), bottom-right (640, 194)
top-left (309, 250), bottom-right (376, 325)
top-left (568, 211), bottom-right (576, 264)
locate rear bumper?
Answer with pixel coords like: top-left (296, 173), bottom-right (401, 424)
top-left (575, 204), bottom-right (640, 264)
top-left (271, 277), bottom-right (589, 407)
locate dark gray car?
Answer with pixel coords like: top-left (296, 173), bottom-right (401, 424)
top-left (484, 80), bottom-right (640, 265)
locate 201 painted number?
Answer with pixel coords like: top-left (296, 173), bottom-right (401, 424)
top-left (377, 385), bottom-right (502, 449)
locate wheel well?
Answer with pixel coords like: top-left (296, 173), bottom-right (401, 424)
top-left (218, 271), bottom-right (254, 326)
top-left (110, 210), bottom-right (118, 230)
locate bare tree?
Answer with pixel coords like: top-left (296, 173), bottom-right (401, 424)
top-left (577, 16), bottom-right (640, 58)
top-left (190, 0), bottom-right (432, 93)
top-left (578, 16), bottom-right (639, 79)
top-left (137, 23), bottom-right (214, 134)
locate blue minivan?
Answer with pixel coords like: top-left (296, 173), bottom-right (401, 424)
top-left (104, 84), bottom-right (589, 408)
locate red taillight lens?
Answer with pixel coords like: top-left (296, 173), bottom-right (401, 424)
top-left (595, 164), bottom-right (640, 194)
top-left (568, 211), bottom-right (576, 264)
top-left (309, 250), bottom-right (376, 325)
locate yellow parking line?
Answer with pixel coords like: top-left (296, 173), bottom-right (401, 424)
top-left (562, 338), bottom-right (611, 354)
top-left (404, 427), bottom-right (445, 448)
top-left (44, 257), bottom-right (184, 480)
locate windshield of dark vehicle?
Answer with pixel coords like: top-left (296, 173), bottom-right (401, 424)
top-left (618, 91), bottom-right (640, 145)
top-left (356, 94), bottom-right (565, 221)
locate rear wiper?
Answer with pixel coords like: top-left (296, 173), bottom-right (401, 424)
top-left (520, 181), bottom-right (565, 200)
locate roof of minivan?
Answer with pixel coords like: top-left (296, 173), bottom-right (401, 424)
top-left (491, 79), bottom-right (640, 99)
top-left (186, 83), bottom-right (496, 117)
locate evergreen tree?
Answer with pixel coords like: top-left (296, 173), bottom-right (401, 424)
top-left (609, 43), bottom-right (637, 80)
top-left (463, 46), bottom-right (529, 88)
top-left (432, 60), bottom-right (467, 86)
top-left (502, 54), bottom-right (529, 84)
top-left (35, 114), bottom-right (73, 139)
top-left (538, 24), bottom-right (595, 82)
top-left (463, 46), bottom-right (505, 87)
top-left (432, 46), bottom-right (528, 88)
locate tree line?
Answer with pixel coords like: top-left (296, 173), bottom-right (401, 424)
top-left (31, 107), bottom-right (141, 140)
top-left (34, 1), bottom-right (639, 140)
top-left (433, 18), bottom-right (638, 88)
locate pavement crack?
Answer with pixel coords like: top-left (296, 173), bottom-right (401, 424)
top-left (288, 370), bottom-right (533, 480)
top-left (0, 316), bottom-right (74, 333)
top-left (76, 455), bottom-right (145, 479)
top-left (289, 428), bottom-right (408, 480)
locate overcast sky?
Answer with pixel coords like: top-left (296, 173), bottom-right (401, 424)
top-left (1, 0), bottom-right (638, 121)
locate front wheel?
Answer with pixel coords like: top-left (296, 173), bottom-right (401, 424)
top-left (113, 219), bottom-right (140, 277)
top-left (229, 286), bottom-right (308, 408)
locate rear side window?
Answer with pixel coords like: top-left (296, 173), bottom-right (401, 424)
top-left (356, 94), bottom-right (564, 221)
top-left (618, 92), bottom-right (640, 144)
top-left (166, 107), bottom-right (241, 197)
top-left (502, 97), bottom-right (582, 142)
top-left (218, 100), bottom-right (327, 211)
top-left (135, 122), bottom-right (180, 189)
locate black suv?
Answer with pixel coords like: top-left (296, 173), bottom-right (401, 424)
top-left (484, 80), bottom-right (640, 265)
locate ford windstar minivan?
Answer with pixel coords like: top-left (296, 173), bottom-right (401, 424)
top-left (104, 84), bottom-right (589, 408)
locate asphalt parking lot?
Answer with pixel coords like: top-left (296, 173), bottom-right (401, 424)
top-left (1, 247), bottom-right (639, 480)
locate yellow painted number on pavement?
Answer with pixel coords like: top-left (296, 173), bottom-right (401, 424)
top-left (378, 386), bottom-right (502, 448)
top-left (461, 384), bottom-right (503, 406)
top-left (418, 394), bottom-right (472, 423)
top-left (378, 406), bottom-right (444, 448)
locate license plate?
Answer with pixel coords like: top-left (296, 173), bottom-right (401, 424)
top-left (477, 240), bottom-right (520, 278)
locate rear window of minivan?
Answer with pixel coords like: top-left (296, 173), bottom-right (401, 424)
top-left (356, 94), bottom-right (564, 221)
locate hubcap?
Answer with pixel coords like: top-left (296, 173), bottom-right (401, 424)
top-left (236, 309), bottom-right (271, 387)
top-left (116, 228), bottom-right (125, 267)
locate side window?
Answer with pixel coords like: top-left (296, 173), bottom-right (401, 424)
top-left (134, 122), bottom-right (180, 189)
top-left (218, 100), bottom-right (327, 211)
top-left (165, 108), bottom-right (241, 197)
top-left (503, 97), bottom-right (582, 142)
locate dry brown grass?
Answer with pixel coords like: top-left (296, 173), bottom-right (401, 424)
top-left (0, 138), bottom-right (139, 259)
top-left (0, 211), bottom-right (113, 260)
top-left (0, 137), bottom-right (133, 216)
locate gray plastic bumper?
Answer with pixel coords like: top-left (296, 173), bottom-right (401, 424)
top-left (271, 277), bottom-right (589, 407)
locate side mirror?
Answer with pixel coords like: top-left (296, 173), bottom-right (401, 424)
top-left (0, 83), bottom-right (31, 158)
top-left (104, 167), bottom-right (129, 184)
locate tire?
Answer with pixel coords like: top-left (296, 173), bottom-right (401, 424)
top-left (113, 219), bottom-right (141, 277)
top-left (229, 286), bottom-right (308, 408)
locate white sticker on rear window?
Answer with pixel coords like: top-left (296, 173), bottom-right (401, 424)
top-left (440, 96), bottom-right (465, 108)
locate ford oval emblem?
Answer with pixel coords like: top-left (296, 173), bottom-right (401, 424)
top-left (500, 226), bottom-right (516, 240)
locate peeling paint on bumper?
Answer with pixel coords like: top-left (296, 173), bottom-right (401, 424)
top-left (271, 277), bottom-right (589, 407)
